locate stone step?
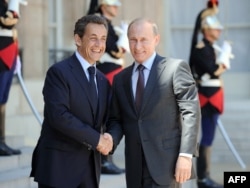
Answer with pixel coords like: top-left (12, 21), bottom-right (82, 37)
top-left (212, 124), bottom-right (250, 165)
top-left (0, 147), bottom-right (34, 173)
top-left (6, 114), bottom-right (41, 147)
top-left (5, 135), bottom-right (25, 148)
top-left (0, 167), bottom-right (36, 188)
top-left (0, 145), bottom-right (35, 188)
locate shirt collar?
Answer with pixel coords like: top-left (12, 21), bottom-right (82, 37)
top-left (75, 51), bottom-right (96, 74)
top-left (134, 52), bottom-right (156, 72)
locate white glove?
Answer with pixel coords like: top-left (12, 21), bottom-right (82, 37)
top-left (19, 0), bottom-right (28, 6)
top-left (8, 0), bottom-right (28, 17)
top-left (114, 21), bottom-right (130, 53)
top-left (14, 55), bottom-right (21, 74)
top-left (216, 41), bottom-right (233, 69)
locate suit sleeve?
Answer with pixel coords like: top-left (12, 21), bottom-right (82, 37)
top-left (43, 65), bottom-right (100, 150)
top-left (106, 75), bottom-right (124, 153)
top-left (173, 60), bottom-right (200, 157)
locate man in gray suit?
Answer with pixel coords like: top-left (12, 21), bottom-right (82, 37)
top-left (106, 18), bottom-right (201, 188)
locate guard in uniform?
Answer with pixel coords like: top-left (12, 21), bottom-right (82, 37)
top-left (87, 0), bottom-right (127, 174)
top-left (95, 0), bottom-right (127, 85)
top-left (189, 0), bottom-right (232, 187)
top-left (0, 0), bottom-right (27, 156)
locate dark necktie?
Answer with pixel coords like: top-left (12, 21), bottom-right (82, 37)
top-left (88, 66), bottom-right (98, 111)
top-left (135, 64), bottom-right (145, 111)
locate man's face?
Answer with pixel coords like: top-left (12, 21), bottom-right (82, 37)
top-left (128, 21), bottom-right (159, 64)
top-left (210, 28), bottom-right (222, 41)
top-left (204, 28), bottom-right (222, 42)
top-left (102, 5), bottom-right (119, 18)
top-left (75, 23), bottom-right (107, 64)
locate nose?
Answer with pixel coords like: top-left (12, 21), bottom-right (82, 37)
top-left (134, 41), bottom-right (142, 49)
top-left (95, 39), bottom-right (101, 46)
top-left (95, 38), bottom-right (106, 47)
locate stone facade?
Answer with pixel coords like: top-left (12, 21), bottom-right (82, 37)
top-left (15, 1), bottom-right (250, 98)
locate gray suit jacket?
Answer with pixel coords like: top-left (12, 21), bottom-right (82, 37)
top-left (107, 54), bottom-right (200, 187)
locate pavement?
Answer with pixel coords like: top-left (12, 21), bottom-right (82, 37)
top-left (99, 138), bottom-right (250, 188)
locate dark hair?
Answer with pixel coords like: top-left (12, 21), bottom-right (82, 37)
top-left (74, 14), bottom-right (108, 38)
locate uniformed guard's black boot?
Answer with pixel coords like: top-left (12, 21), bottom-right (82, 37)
top-left (197, 146), bottom-right (223, 188)
top-left (101, 155), bottom-right (125, 174)
top-left (0, 140), bottom-right (21, 155)
top-left (0, 104), bottom-right (21, 156)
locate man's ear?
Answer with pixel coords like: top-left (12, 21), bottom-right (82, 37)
top-left (74, 34), bottom-right (81, 46)
top-left (155, 34), bottom-right (160, 46)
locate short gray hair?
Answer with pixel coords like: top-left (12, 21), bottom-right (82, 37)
top-left (127, 18), bottom-right (159, 36)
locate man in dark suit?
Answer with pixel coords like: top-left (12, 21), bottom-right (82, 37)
top-left (106, 18), bottom-right (201, 188)
top-left (30, 15), bottom-right (113, 188)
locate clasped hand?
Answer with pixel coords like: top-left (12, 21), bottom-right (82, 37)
top-left (96, 133), bottom-right (113, 155)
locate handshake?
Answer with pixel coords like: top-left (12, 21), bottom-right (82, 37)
top-left (96, 133), bottom-right (113, 155)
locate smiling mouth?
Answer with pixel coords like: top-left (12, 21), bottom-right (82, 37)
top-left (93, 49), bottom-right (102, 53)
top-left (135, 52), bottom-right (144, 55)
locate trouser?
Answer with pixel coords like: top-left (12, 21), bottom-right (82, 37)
top-left (140, 154), bottom-right (180, 188)
top-left (38, 184), bottom-right (54, 188)
top-left (197, 114), bottom-right (219, 179)
top-left (39, 152), bottom-right (97, 188)
top-left (197, 145), bottom-right (212, 179)
top-left (0, 62), bottom-right (15, 142)
top-left (101, 154), bottom-right (117, 163)
top-left (0, 104), bottom-right (6, 142)
top-left (200, 114), bottom-right (219, 146)
top-left (139, 148), bottom-right (180, 188)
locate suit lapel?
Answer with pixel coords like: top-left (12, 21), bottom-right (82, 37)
top-left (140, 55), bottom-right (166, 113)
top-left (123, 65), bottom-right (137, 114)
top-left (117, 56), bottom-right (167, 116)
top-left (69, 54), bottom-right (97, 116)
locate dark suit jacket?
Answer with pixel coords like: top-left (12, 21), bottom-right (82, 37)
top-left (107, 54), bottom-right (200, 187)
top-left (30, 53), bottom-right (110, 188)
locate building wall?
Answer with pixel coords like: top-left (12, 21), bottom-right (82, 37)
top-left (15, 0), bottom-right (167, 78)
top-left (15, 0), bottom-right (250, 98)
top-left (17, 0), bottom-right (48, 78)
